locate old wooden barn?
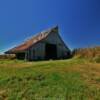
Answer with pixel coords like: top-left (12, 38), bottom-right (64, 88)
top-left (5, 26), bottom-right (71, 60)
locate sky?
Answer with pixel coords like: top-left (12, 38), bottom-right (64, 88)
top-left (0, 0), bottom-right (100, 53)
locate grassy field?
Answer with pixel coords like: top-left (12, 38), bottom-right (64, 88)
top-left (0, 58), bottom-right (100, 100)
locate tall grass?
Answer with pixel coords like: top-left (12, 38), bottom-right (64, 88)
top-left (73, 46), bottom-right (100, 63)
top-left (0, 54), bottom-right (16, 60)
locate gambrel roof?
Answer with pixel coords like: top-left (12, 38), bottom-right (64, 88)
top-left (5, 26), bottom-right (59, 54)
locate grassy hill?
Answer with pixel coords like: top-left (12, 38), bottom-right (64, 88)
top-left (0, 58), bottom-right (100, 100)
top-left (73, 46), bottom-right (100, 58)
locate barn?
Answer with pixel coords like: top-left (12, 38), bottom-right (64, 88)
top-left (5, 26), bottom-right (71, 60)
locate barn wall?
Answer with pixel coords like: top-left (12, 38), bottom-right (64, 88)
top-left (27, 31), bottom-right (70, 60)
top-left (43, 32), bottom-right (70, 58)
top-left (29, 42), bottom-right (45, 60)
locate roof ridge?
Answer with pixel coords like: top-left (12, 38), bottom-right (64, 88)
top-left (24, 25), bottom-right (58, 42)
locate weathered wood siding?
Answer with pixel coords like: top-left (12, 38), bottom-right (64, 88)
top-left (43, 31), bottom-right (70, 58)
top-left (27, 31), bottom-right (70, 60)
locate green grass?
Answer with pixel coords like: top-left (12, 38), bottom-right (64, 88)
top-left (0, 58), bottom-right (100, 100)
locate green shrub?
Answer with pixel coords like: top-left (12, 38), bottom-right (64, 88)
top-left (93, 56), bottom-right (100, 63)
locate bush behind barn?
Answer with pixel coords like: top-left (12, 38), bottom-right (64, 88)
top-left (0, 54), bottom-right (16, 60)
top-left (72, 46), bottom-right (100, 63)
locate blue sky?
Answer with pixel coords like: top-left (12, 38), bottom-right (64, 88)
top-left (0, 0), bottom-right (100, 53)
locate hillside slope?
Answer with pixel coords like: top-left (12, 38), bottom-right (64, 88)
top-left (73, 46), bottom-right (100, 58)
top-left (0, 59), bottom-right (100, 100)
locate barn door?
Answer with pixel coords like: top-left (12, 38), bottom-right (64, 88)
top-left (45, 44), bottom-right (57, 59)
top-left (16, 52), bottom-right (25, 60)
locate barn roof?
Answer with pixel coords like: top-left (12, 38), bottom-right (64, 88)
top-left (5, 26), bottom-right (58, 54)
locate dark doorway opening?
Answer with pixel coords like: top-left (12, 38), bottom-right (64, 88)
top-left (16, 53), bottom-right (25, 60)
top-left (45, 44), bottom-right (57, 60)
